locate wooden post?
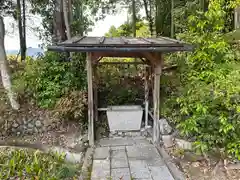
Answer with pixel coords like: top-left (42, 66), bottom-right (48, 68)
top-left (87, 53), bottom-right (94, 146)
top-left (144, 66), bottom-right (150, 128)
top-left (153, 55), bottom-right (162, 143)
top-left (93, 64), bottom-right (98, 140)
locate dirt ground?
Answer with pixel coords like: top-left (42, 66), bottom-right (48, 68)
top-left (166, 147), bottom-right (240, 180)
top-left (0, 121), bottom-right (88, 152)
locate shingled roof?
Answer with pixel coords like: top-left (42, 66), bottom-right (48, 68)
top-left (48, 36), bottom-right (194, 52)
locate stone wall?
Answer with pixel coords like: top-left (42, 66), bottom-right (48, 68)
top-left (0, 109), bottom-right (61, 136)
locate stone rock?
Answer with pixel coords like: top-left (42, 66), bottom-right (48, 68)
top-left (172, 129), bottom-right (180, 137)
top-left (51, 123), bottom-right (56, 129)
top-left (28, 123), bottom-right (34, 129)
top-left (18, 125), bottom-right (24, 131)
top-left (33, 127), bottom-right (38, 133)
top-left (80, 134), bottom-right (88, 143)
top-left (183, 151), bottom-right (204, 162)
top-left (192, 161), bottom-right (200, 167)
top-left (111, 131), bottom-right (117, 136)
top-left (16, 118), bottom-right (22, 125)
top-left (23, 117), bottom-right (28, 124)
top-left (17, 132), bottom-right (21, 136)
top-left (175, 138), bottom-right (192, 150)
top-left (159, 118), bottom-right (173, 135)
top-left (118, 131), bottom-right (123, 136)
top-left (11, 128), bottom-right (16, 132)
top-left (1, 131), bottom-right (7, 136)
top-left (162, 134), bottom-right (174, 148)
top-left (42, 126), bottom-right (46, 132)
top-left (35, 120), bottom-right (42, 128)
top-left (12, 123), bottom-right (19, 128)
top-left (27, 128), bottom-right (33, 134)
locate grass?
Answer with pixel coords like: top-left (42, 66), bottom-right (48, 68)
top-left (0, 147), bottom-right (81, 179)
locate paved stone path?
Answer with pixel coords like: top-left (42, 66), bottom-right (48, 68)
top-left (91, 136), bottom-right (175, 180)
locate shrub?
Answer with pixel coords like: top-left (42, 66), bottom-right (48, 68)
top-left (54, 90), bottom-right (87, 124)
top-left (97, 61), bottom-right (144, 107)
top-left (13, 52), bottom-right (86, 109)
top-left (0, 148), bottom-right (79, 179)
top-left (163, 0), bottom-right (240, 159)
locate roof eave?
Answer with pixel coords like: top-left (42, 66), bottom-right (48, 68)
top-left (47, 45), bottom-right (194, 53)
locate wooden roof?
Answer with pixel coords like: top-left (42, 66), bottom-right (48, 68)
top-left (48, 36), bottom-right (194, 53)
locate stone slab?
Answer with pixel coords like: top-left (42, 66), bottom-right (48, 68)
top-left (149, 166), bottom-right (174, 180)
top-left (134, 138), bottom-right (152, 146)
top-left (126, 145), bottom-right (160, 159)
top-left (129, 160), bottom-right (151, 179)
top-left (144, 157), bottom-right (164, 166)
top-left (99, 138), bottom-right (135, 147)
top-left (124, 131), bottom-right (142, 137)
top-left (111, 146), bottom-right (126, 151)
top-left (111, 168), bottom-right (131, 180)
top-left (91, 160), bottom-right (110, 180)
top-left (111, 149), bottom-right (129, 168)
top-left (112, 149), bottom-right (127, 158)
top-left (93, 147), bottom-right (110, 160)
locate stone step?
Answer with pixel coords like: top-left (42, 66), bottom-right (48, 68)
top-left (91, 137), bottom-right (177, 180)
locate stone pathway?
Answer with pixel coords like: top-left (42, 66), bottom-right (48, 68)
top-left (91, 136), bottom-right (175, 180)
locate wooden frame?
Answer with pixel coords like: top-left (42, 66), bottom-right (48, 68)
top-left (153, 54), bottom-right (163, 143)
top-left (48, 36), bottom-right (193, 147)
top-left (86, 53), bottom-right (94, 146)
top-left (86, 51), bottom-right (163, 146)
top-left (144, 66), bottom-right (150, 128)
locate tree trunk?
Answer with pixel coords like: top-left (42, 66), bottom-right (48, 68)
top-left (22, 0), bottom-right (27, 61)
top-left (200, 0), bottom-right (205, 12)
top-left (155, 0), bottom-right (161, 36)
top-left (235, 6), bottom-right (240, 29)
top-left (68, 0), bottom-right (73, 25)
top-left (17, 0), bottom-right (24, 61)
top-left (171, 0), bottom-right (174, 38)
top-left (0, 16), bottom-right (20, 110)
top-left (132, 0), bottom-right (136, 37)
top-left (53, 0), bottom-right (66, 43)
top-left (143, 0), bottom-right (154, 36)
top-left (63, 0), bottom-right (71, 40)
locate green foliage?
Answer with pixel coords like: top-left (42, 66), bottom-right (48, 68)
top-left (163, 0), bottom-right (240, 159)
top-left (105, 21), bottom-right (150, 37)
top-left (0, 148), bottom-right (79, 179)
top-left (29, 0), bottom-right (119, 44)
top-left (13, 52), bottom-right (86, 109)
top-left (98, 58), bottom-right (145, 107)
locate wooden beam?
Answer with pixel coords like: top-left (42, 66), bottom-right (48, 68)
top-left (153, 54), bottom-right (163, 143)
top-left (91, 52), bottom-right (102, 64)
top-left (87, 52), bottom-right (94, 146)
top-left (144, 66), bottom-right (150, 128)
top-left (92, 52), bottom-right (145, 58)
top-left (93, 64), bottom-right (98, 141)
top-left (142, 52), bottom-right (160, 66)
top-left (98, 61), bottom-right (150, 65)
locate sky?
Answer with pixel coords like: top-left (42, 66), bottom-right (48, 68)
top-left (4, 10), bottom-right (128, 50)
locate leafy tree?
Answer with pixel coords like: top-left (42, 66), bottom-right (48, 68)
top-left (164, 0), bottom-right (240, 159)
top-left (16, 0), bottom-right (27, 61)
top-left (105, 21), bottom-right (150, 37)
top-left (29, 0), bottom-right (120, 44)
top-left (0, 1), bottom-right (20, 110)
